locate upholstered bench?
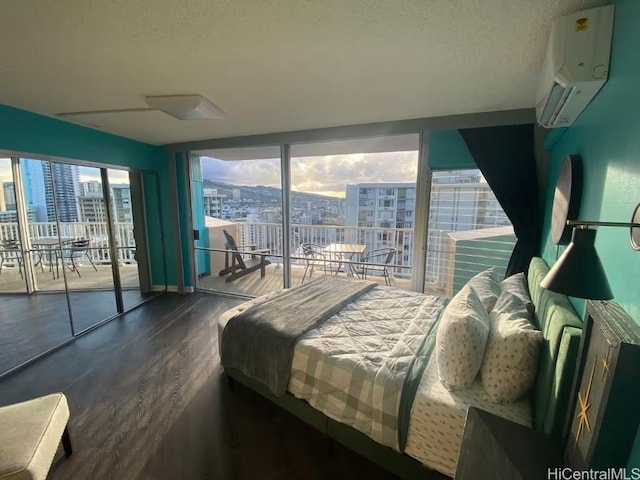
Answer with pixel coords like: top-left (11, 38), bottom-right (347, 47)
top-left (0, 393), bottom-right (72, 480)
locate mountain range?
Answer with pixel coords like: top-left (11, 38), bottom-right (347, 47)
top-left (202, 180), bottom-right (340, 203)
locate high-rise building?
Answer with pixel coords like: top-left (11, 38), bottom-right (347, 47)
top-left (21, 159), bottom-right (48, 221)
top-left (0, 205), bottom-right (37, 223)
top-left (45, 162), bottom-right (80, 222)
top-left (428, 170), bottom-right (508, 231)
top-left (345, 172), bottom-right (507, 233)
top-left (203, 188), bottom-right (225, 218)
top-left (110, 184), bottom-right (132, 222)
top-left (76, 182), bottom-right (134, 224)
top-left (344, 171), bottom-right (508, 277)
top-left (77, 181), bottom-right (107, 223)
top-left (0, 181), bottom-right (6, 211)
top-left (345, 182), bottom-right (416, 272)
top-left (3, 182), bottom-right (16, 211)
top-left (21, 159), bottom-right (80, 222)
top-left (345, 182), bottom-right (416, 230)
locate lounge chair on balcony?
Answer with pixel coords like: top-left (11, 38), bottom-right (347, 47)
top-left (300, 243), bottom-right (328, 284)
top-left (0, 239), bottom-right (24, 278)
top-left (360, 247), bottom-right (397, 286)
top-left (218, 229), bottom-right (271, 283)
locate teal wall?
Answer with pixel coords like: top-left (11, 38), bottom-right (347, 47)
top-left (428, 130), bottom-right (475, 170)
top-left (538, 0), bottom-right (640, 467)
top-left (0, 103), bottom-right (176, 286)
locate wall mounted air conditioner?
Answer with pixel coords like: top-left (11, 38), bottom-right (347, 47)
top-left (536, 4), bottom-right (615, 128)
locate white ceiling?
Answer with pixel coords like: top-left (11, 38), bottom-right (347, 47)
top-left (0, 0), bottom-right (605, 146)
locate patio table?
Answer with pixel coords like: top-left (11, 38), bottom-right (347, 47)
top-left (32, 238), bottom-right (74, 278)
top-left (323, 243), bottom-right (366, 277)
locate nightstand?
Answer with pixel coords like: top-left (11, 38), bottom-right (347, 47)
top-left (455, 407), bottom-right (563, 480)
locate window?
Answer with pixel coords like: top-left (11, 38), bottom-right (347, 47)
top-left (424, 169), bottom-right (515, 299)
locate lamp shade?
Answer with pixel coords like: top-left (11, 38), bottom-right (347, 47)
top-left (540, 227), bottom-right (613, 300)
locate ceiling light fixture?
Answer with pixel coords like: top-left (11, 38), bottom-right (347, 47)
top-left (56, 94), bottom-right (225, 122)
top-left (144, 95), bottom-right (226, 120)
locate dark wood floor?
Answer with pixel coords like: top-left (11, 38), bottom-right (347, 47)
top-left (0, 290), bottom-right (153, 374)
top-left (0, 292), bottom-right (399, 480)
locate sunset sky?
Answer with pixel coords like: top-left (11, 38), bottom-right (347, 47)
top-left (201, 151), bottom-right (418, 198)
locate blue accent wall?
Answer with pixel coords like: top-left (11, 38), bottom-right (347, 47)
top-left (538, 0), bottom-right (640, 467)
top-left (0, 103), bottom-right (176, 286)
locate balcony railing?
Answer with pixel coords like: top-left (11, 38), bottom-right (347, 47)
top-left (235, 222), bottom-right (416, 277)
top-left (0, 222), bottom-right (137, 264)
top-left (230, 222), bottom-right (516, 296)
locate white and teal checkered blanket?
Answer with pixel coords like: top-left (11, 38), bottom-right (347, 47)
top-left (287, 286), bottom-right (446, 451)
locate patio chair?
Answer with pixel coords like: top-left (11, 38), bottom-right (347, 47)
top-left (300, 243), bottom-right (328, 284)
top-left (0, 239), bottom-right (23, 278)
top-left (360, 247), bottom-right (397, 286)
top-left (57, 239), bottom-right (98, 278)
top-left (218, 229), bottom-right (271, 283)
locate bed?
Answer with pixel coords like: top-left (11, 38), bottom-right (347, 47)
top-left (217, 257), bottom-right (583, 479)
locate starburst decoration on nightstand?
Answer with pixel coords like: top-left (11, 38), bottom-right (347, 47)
top-left (601, 347), bottom-right (611, 380)
top-left (575, 358), bottom-right (597, 448)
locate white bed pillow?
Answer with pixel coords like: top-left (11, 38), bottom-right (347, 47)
top-left (467, 268), bottom-right (501, 313)
top-left (481, 310), bottom-right (543, 402)
top-left (499, 272), bottom-right (534, 318)
top-left (436, 285), bottom-right (491, 390)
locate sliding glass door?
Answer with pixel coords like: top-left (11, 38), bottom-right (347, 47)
top-left (0, 155), bottom-right (161, 376)
top-left (289, 135), bottom-right (419, 289)
top-left (65, 165), bottom-right (119, 332)
top-left (189, 135), bottom-right (425, 294)
top-left (191, 147), bottom-right (284, 297)
top-left (423, 169), bottom-right (516, 299)
top-left (0, 157), bottom-right (27, 294)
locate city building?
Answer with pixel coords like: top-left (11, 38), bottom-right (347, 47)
top-left (428, 170), bottom-right (508, 231)
top-left (0, 205), bottom-right (37, 224)
top-left (111, 184), bottom-right (133, 222)
top-left (203, 188), bottom-right (225, 218)
top-left (77, 181), bottom-right (107, 223)
top-left (0, 181), bottom-right (6, 211)
top-left (21, 160), bottom-right (80, 222)
top-left (3, 182), bottom-right (16, 211)
top-left (76, 182), bottom-right (134, 224)
top-left (20, 159), bottom-right (48, 222)
top-left (344, 172), bottom-right (508, 276)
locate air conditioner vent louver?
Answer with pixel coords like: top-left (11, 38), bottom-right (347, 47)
top-left (536, 5), bottom-right (614, 128)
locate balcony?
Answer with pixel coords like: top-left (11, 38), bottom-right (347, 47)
top-left (0, 222), bottom-right (139, 292)
top-left (196, 221), bottom-right (517, 299)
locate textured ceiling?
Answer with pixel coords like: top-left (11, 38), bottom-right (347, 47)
top-left (0, 0), bottom-right (605, 145)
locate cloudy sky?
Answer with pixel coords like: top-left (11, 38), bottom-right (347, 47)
top-left (1, 152), bottom-right (418, 199)
top-left (202, 151), bottom-right (418, 198)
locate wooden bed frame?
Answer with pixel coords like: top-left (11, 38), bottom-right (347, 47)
top-left (222, 257), bottom-right (585, 479)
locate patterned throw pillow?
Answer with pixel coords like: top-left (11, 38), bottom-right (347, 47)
top-left (467, 268), bottom-right (501, 313)
top-left (481, 310), bottom-right (543, 402)
top-left (436, 285), bottom-right (491, 390)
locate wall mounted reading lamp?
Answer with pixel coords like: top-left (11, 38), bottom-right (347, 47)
top-left (541, 203), bottom-right (640, 300)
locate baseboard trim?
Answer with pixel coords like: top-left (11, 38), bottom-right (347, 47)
top-left (152, 285), bottom-right (179, 292)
